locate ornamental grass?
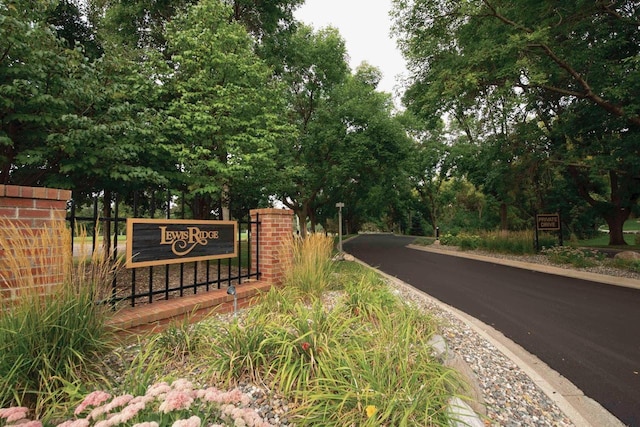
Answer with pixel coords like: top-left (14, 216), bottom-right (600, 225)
top-left (0, 219), bottom-right (118, 420)
top-left (204, 247), bottom-right (465, 426)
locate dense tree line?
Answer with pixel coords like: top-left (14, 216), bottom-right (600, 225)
top-left (393, 0), bottom-right (640, 245)
top-left (0, 0), bottom-right (409, 233)
top-left (2, 0), bottom-right (638, 244)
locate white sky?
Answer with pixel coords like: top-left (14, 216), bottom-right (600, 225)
top-left (293, 0), bottom-right (407, 102)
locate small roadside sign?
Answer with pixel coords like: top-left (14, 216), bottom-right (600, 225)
top-left (535, 213), bottom-right (562, 251)
top-left (536, 214), bottom-right (560, 231)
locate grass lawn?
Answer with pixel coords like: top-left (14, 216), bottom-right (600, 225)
top-left (579, 233), bottom-right (638, 247)
top-left (624, 219), bottom-right (640, 231)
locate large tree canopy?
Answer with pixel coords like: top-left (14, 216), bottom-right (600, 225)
top-left (159, 0), bottom-right (293, 219)
top-left (394, 0), bottom-right (640, 244)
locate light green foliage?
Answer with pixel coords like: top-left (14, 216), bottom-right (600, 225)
top-left (159, 0), bottom-right (292, 215)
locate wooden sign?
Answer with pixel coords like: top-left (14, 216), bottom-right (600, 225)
top-left (126, 219), bottom-right (237, 268)
top-left (536, 214), bottom-right (560, 231)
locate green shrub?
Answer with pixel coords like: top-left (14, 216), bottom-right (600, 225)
top-left (413, 236), bottom-right (436, 246)
top-left (439, 232), bottom-right (482, 250)
top-left (440, 230), bottom-right (557, 255)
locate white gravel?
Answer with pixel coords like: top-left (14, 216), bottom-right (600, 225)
top-left (385, 275), bottom-right (576, 426)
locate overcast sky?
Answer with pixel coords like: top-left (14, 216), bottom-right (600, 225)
top-left (293, 0), bottom-right (408, 101)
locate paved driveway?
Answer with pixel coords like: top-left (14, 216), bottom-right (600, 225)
top-left (344, 234), bottom-right (640, 427)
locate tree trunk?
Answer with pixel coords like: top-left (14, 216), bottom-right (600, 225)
top-left (500, 202), bottom-right (508, 231)
top-left (605, 208), bottom-right (630, 246)
top-left (296, 206), bottom-right (307, 238)
top-left (309, 208), bottom-right (317, 233)
top-left (568, 166), bottom-right (639, 246)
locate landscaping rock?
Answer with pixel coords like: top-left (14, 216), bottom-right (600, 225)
top-left (428, 334), bottom-right (487, 417)
top-left (614, 251), bottom-right (640, 261)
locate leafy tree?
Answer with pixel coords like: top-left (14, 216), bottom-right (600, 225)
top-left (393, 0), bottom-right (640, 244)
top-left (159, 0), bottom-right (293, 219)
top-left (1, 0), bottom-right (81, 185)
top-left (224, 0), bottom-right (304, 41)
top-left (1, 0), bottom-right (174, 207)
top-left (399, 111), bottom-right (452, 234)
top-left (47, 0), bottom-right (103, 59)
top-left (319, 65), bottom-right (412, 234)
top-left (86, 0), bottom-right (197, 50)
top-left (46, 51), bottom-right (172, 199)
top-left (271, 25), bottom-right (349, 234)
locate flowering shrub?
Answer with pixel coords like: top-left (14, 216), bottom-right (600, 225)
top-left (541, 246), bottom-right (604, 268)
top-left (0, 380), bottom-right (273, 427)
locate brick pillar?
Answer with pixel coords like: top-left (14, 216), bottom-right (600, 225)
top-left (0, 185), bottom-right (72, 301)
top-left (250, 208), bottom-right (293, 285)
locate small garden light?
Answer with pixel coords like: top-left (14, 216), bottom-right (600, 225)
top-left (227, 285), bottom-right (237, 316)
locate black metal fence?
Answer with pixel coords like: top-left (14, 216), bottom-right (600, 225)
top-left (66, 191), bottom-right (260, 308)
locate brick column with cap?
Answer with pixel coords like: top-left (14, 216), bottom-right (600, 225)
top-left (250, 208), bottom-right (293, 285)
top-left (0, 185), bottom-right (72, 301)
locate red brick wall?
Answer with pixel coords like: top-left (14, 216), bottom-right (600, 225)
top-left (0, 185), bottom-right (72, 301)
top-left (250, 208), bottom-right (294, 285)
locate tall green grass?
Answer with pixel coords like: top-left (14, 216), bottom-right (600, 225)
top-left (281, 233), bottom-right (336, 299)
top-left (0, 219), bottom-right (118, 419)
top-left (201, 235), bottom-right (464, 426)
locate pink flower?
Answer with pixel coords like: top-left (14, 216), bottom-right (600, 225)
top-left (93, 419), bottom-right (111, 427)
top-left (132, 423), bottom-right (159, 427)
top-left (145, 382), bottom-right (172, 397)
top-left (171, 415), bottom-right (201, 427)
top-left (0, 407), bottom-right (29, 423)
top-left (129, 395), bottom-right (154, 406)
top-left (158, 390), bottom-right (194, 413)
top-left (106, 400), bottom-right (146, 425)
top-left (87, 394), bottom-right (133, 421)
top-left (56, 419), bottom-right (90, 427)
top-left (170, 379), bottom-right (193, 392)
top-left (19, 421), bottom-right (43, 427)
top-left (74, 391), bottom-right (111, 415)
top-left (103, 394), bottom-right (134, 412)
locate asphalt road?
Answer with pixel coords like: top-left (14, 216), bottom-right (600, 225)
top-left (344, 234), bottom-right (640, 427)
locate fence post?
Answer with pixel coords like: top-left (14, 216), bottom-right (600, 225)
top-left (250, 208), bottom-right (293, 285)
top-left (0, 185), bottom-right (72, 301)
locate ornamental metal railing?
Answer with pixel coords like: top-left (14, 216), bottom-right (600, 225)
top-left (66, 191), bottom-right (260, 308)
